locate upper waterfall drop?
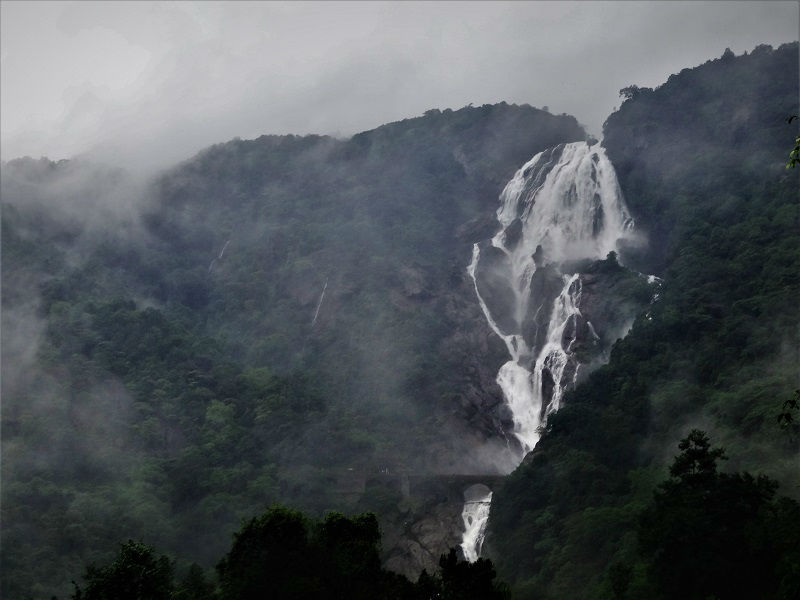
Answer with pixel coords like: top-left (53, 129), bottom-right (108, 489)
top-left (469, 141), bottom-right (634, 456)
top-left (495, 143), bottom-right (632, 266)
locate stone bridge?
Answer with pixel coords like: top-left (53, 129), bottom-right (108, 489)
top-left (332, 470), bottom-right (506, 505)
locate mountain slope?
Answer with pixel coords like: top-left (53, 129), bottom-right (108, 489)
top-left (1, 104), bottom-right (586, 597)
top-left (486, 42), bottom-right (799, 599)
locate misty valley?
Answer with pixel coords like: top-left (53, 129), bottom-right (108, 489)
top-left (2, 42), bottom-right (799, 600)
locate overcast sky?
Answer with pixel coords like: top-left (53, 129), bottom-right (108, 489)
top-left (1, 1), bottom-right (797, 172)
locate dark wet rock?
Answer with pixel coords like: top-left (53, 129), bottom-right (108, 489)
top-left (420, 272), bottom-right (513, 469)
top-left (591, 193), bottom-right (605, 235)
top-left (532, 244), bottom-right (545, 267)
top-left (456, 215), bottom-right (501, 243)
top-left (473, 244), bottom-right (517, 335)
top-left (540, 367), bottom-right (555, 419)
top-left (560, 257), bottom-right (593, 274)
top-left (521, 263), bottom-right (563, 354)
top-left (502, 218), bottom-right (523, 250)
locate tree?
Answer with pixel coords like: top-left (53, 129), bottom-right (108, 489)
top-left (174, 564), bottom-right (217, 600)
top-left (667, 428), bottom-right (726, 483)
top-left (216, 507), bottom-right (417, 600)
top-left (778, 389), bottom-right (799, 431)
top-left (788, 135), bottom-right (800, 168)
top-left (786, 115), bottom-right (799, 169)
top-left (618, 86), bottom-right (652, 101)
top-left (638, 431), bottom-right (800, 599)
top-left (216, 507), bottom-right (315, 600)
top-left (314, 512), bottom-right (384, 599)
top-left (71, 541), bottom-right (173, 600)
top-left (417, 548), bottom-right (510, 600)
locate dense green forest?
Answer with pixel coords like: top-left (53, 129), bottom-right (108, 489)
top-left (487, 42), bottom-right (800, 598)
top-left (2, 104), bottom-right (585, 597)
top-left (2, 43), bottom-right (798, 599)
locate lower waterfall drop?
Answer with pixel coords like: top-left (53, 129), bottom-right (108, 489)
top-left (461, 141), bottom-right (635, 561)
top-left (460, 484), bottom-right (494, 562)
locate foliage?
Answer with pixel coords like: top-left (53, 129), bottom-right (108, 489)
top-left (417, 548), bottom-right (510, 600)
top-left (787, 115), bottom-right (799, 169)
top-left (787, 133), bottom-right (800, 168)
top-left (618, 86), bottom-right (652, 101)
top-left (637, 431), bottom-right (800, 600)
top-left (778, 389), bottom-right (800, 430)
top-left (71, 541), bottom-right (174, 600)
top-left (173, 565), bottom-right (217, 600)
top-left (216, 507), bottom-right (416, 600)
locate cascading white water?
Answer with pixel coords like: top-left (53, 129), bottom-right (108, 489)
top-left (461, 141), bottom-right (634, 561)
top-left (460, 484), bottom-right (493, 562)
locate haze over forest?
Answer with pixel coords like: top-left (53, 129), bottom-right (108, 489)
top-left (1, 2), bottom-right (799, 600)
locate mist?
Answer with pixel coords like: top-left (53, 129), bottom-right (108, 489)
top-left (2, 1), bottom-right (797, 172)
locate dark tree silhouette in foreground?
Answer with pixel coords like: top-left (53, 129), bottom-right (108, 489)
top-left (639, 430), bottom-right (800, 600)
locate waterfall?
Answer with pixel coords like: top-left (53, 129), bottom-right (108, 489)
top-left (461, 141), bottom-right (634, 561)
top-left (208, 239), bottom-right (232, 273)
top-left (311, 278), bottom-right (328, 327)
top-left (218, 239), bottom-right (231, 260)
top-left (460, 484), bottom-right (493, 562)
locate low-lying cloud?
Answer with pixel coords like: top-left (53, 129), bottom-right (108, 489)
top-left (2, 1), bottom-right (797, 173)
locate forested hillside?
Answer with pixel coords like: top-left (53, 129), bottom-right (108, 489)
top-left (1, 104), bottom-right (585, 598)
top-left (487, 42), bottom-right (800, 599)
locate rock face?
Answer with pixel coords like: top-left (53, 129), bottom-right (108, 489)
top-left (438, 261), bottom-right (517, 464)
top-left (382, 490), bottom-right (464, 580)
top-left (521, 262), bottom-right (565, 357)
top-left (571, 256), bottom-right (653, 368)
top-left (473, 243), bottom-right (518, 335)
top-left (456, 215), bottom-right (500, 244)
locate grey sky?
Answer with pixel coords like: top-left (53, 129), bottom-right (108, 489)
top-left (1, 1), bottom-right (798, 172)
